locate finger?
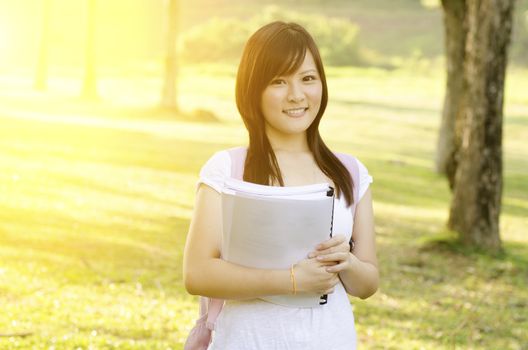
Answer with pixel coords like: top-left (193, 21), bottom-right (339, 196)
top-left (316, 252), bottom-right (349, 263)
top-left (323, 287), bottom-right (335, 294)
top-left (309, 247), bottom-right (341, 258)
top-left (314, 244), bottom-right (349, 256)
top-left (316, 235), bottom-right (346, 250)
top-left (325, 261), bottom-right (349, 273)
top-left (309, 242), bottom-right (349, 258)
top-left (315, 234), bottom-right (347, 250)
top-left (313, 242), bottom-right (350, 257)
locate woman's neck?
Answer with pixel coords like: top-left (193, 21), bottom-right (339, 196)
top-left (266, 129), bottom-right (310, 154)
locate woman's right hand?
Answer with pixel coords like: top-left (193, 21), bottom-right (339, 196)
top-left (293, 257), bottom-right (340, 295)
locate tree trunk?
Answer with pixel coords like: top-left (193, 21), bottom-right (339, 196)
top-left (448, 0), bottom-right (515, 252)
top-left (436, 0), bottom-right (466, 190)
top-left (35, 0), bottom-right (52, 91)
top-left (81, 0), bottom-right (98, 99)
top-left (161, 0), bottom-right (180, 110)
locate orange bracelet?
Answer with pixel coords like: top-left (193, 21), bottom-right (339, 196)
top-left (290, 264), bottom-right (297, 295)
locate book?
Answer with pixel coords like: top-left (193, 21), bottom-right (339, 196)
top-left (221, 177), bottom-right (335, 307)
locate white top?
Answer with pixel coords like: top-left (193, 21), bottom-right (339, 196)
top-left (195, 149), bottom-right (373, 350)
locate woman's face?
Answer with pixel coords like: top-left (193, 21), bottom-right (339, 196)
top-left (261, 51), bottom-right (323, 137)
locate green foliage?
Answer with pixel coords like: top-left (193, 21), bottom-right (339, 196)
top-left (181, 6), bottom-right (363, 66)
top-left (180, 17), bottom-right (254, 64)
top-left (181, 0), bottom-right (528, 67)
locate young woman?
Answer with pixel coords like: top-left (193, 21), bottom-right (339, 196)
top-left (183, 21), bottom-right (378, 349)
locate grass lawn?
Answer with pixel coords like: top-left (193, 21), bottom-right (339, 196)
top-left (0, 63), bottom-right (527, 349)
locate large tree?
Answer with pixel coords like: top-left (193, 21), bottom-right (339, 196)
top-left (439, 0), bottom-right (515, 252)
top-left (161, 0), bottom-right (180, 110)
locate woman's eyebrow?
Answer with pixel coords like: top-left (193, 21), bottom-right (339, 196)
top-left (297, 69), bottom-right (317, 75)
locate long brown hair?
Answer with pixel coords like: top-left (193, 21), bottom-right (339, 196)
top-left (235, 21), bottom-right (354, 207)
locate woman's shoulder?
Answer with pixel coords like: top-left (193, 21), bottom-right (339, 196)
top-left (200, 148), bottom-right (236, 175)
top-left (196, 150), bottom-right (230, 194)
top-left (201, 146), bottom-right (247, 169)
top-left (197, 146), bottom-right (247, 193)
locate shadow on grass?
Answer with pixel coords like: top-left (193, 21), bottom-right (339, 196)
top-left (0, 93), bottom-right (222, 123)
top-left (0, 210), bottom-right (191, 289)
top-left (0, 114), bottom-right (235, 174)
top-left (47, 170), bottom-right (195, 212)
top-left (369, 158), bottom-right (527, 220)
top-left (505, 114), bottom-right (528, 126)
top-left (420, 235), bottom-right (528, 273)
top-left (372, 165), bottom-right (449, 208)
top-left (333, 97), bottom-right (440, 115)
top-left (360, 231), bottom-right (528, 349)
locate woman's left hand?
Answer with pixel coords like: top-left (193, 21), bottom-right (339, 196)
top-left (308, 234), bottom-right (354, 273)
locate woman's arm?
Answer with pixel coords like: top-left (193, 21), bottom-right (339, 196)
top-left (183, 184), bottom-right (339, 299)
top-left (310, 188), bottom-right (379, 299)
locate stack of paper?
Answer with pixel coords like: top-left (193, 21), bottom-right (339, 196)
top-left (221, 177), bottom-right (335, 308)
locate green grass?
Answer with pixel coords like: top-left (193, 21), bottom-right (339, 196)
top-left (0, 63), bottom-right (527, 349)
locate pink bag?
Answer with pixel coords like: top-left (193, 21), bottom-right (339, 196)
top-left (183, 297), bottom-right (223, 350)
top-left (183, 147), bottom-right (246, 350)
top-left (184, 146), bottom-right (360, 349)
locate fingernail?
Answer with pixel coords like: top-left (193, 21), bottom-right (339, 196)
top-left (317, 256), bottom-right (323, 260)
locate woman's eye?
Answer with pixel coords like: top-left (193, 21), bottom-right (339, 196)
top-left (303, 75), bottom-right (317, 82)
top-left (270, 79), bottom-right (286, 85)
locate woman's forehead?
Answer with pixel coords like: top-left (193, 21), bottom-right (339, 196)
top-left (279, 51), bottom-right (317, 77)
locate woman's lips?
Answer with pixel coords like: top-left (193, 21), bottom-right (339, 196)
top-left (283, 107), bottom-right (308, 118)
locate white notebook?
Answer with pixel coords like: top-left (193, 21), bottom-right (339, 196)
top-left (221, 177), bottom-right (335, 307)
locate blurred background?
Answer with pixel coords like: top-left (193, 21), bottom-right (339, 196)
top-left (0, 0), bottom-right (527, 349)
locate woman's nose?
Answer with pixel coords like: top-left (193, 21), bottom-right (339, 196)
top-left (287, 83), bottom-right (305, 103)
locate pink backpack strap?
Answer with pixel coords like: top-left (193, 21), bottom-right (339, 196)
top-left (333, 152), bottom-right (361, 216)
top-left (205, 298), bottom-right (223, 329)
top-left (183, 297), bottom-right (223, 350)
top-left (334, 152), bottom-right (361, 250)
top-left (228, 146), bottom-right (248, 180)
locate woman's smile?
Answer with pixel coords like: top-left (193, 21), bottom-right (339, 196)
top-left (283, 107), bottom-right (308, 118)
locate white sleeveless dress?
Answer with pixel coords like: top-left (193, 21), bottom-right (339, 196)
top-left (195, 150), bottom-right (373, 350)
